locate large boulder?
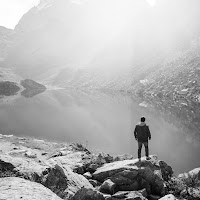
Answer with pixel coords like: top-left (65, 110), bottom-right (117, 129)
top-left (0, 177), bottom-right (62, 200)
top-left (93, 155), bottom-right (172, 196)
top-left (187, 187), bottom-right (200, 199)
top-left (0, 154), bottom-right (93, 199)
top-left (158, 194), bottom-right (177, 200)
top-left (20, 79), bottom-right (46, 90)
top-left (0, 154), bottom-right (49, 180)
top-left (71, 188), bottom-right (105, 200)
top-left (0, 81), bottom-right (20, 96)
top-left (49, 150), bottom-right (89, 174)
top-left (99, 179), bottom-right (116, 194)
top-left (43, 163), bottom-right (93, 199)
top-left (178, 167), bottom-right (200, 180)
top-left (112, 190), bottom-right (148, 200)
top-left (177, 167), bottom-right (200, 199)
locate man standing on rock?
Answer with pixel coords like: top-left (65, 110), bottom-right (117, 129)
top-left (134, 117), bottom-right (151, 161)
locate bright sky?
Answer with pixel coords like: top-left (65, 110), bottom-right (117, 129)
top-left (0, 0), bottom-right (39, 29)
top-left (0, 0), bottom-right (157, 30)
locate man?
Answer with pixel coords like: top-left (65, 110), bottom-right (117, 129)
top-left (134, 117), bottom-right (151, 160)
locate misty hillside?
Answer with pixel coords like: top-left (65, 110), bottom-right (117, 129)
top-left (133, 39), bottom-right (200, 140)
top-left (1, 0), bottom-right (200, 90)
top-left (0, 26), bottom-right (14, 60)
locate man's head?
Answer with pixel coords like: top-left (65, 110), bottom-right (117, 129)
top-left (141, 117), bottom-right (145, 122)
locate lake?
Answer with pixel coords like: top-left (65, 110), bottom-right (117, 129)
top-left (0, 89), bottom-right (200, 175)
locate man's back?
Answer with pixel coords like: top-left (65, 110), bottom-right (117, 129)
top-left (134, 122), bottom-right (151, 142)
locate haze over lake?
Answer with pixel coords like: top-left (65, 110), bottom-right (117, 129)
top-left (0, 89), bottom-right (199, 175)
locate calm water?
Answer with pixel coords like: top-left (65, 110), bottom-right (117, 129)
top-left (0, 89), bottom-right (200, 175)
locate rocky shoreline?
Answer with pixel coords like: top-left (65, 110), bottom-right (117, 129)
top-left (0, 134), bottom-right (199, 200)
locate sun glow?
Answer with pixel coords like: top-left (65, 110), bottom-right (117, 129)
top-left (146, 0), bottom-right (157, 7)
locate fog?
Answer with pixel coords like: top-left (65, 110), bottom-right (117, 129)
top-left (1, 0), bottom-right (200, 175)
top-left (5, 0), bottom-right (200, 81)
top-left (0, 90), bottom-right (199, 174)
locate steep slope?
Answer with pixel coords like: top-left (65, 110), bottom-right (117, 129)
top-left (0, 26), bottom-right (14, 60)
top-left (133, 39), bottom-right (200, 140)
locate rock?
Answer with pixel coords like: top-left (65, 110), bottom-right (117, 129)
top-left (0, 154), bottom-right (93, 199)
top-left (25, 151), bottom-right (37, 158)
top-left (110, 169), bottom-right (138, 185)
top-left (18, 141), bottom-right (25, 144)
top-left (43, 164), bottom-right (93, 199)
top-left (33, 139), bottom-right (45, 142)
top-left (3, 134), bottom-right (13, 138)
top-left (103, 194), bottom-right (112, 200)
top-left (20, 79), bottom-right (46, 90)
top-left (112, 191), bottom-right (129, 199)
top-left (93, 155), bottom-right (171, 196)
top-left (93, 159), bottom-right (138, 182)
top-left (0, 81), bottom-right (20, 96)
top-left (104, 154), bottom-right (114, 163)
top-left (140, 79), bottom-right (149, 85)
top-left (113, 154), bottom-right (134, 161)
top-left (8, 149), bottom-right (27, 155)
top-left (112, 191), bottom-right (148, 200)
top-left (83, 172), bottom-right (92, 179)
top-left (178, 89), bottom-right (189, 95)
top-left (51, 151), bottom-right (88, 174)
top-left (88, 163), bottom-right (99, 172)
top-left (158, 194), bottom-right (177, 200)
top-left (71, 188), bottom-right (105, 200)
top-left (178, 167), bottom-right (200, 180)
top-left (0, 154), bottom-right (48, 179)
top-left (180, 189), bottom-right (187, 197)
top-left (21, 88), bottom-right (46, 98)
top-left (20, 79), bottom-right (46, 97)
top-left (148, 195), bottom-right (161, 200)
top-left (99, 179), bottom-right (116, 194)
top-left (89, 179), bottom-right (100, 187)
top-left (118, 181), bottom-right (139, 191)
top-left (139, 102), bottom-right (148, 107)
top-left (159, 161), bottom-right (173, 181)
top-left (187, 187), bottom-right (200, 199)
top-left (0, 177), bottom-right (62, 200)
top-left (138, 189), bottom-right (148, 198)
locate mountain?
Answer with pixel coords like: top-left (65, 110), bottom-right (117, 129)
top-left (2, 0), bottom-right (200, 89)
top-left (133, 39), bottom-right (200, 140)
top-left (0, 26), bottom-right (14, 60)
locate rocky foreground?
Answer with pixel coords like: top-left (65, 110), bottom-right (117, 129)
top-left (0, 134), bottom-right (199, 200)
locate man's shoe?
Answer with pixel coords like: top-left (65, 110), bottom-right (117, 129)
top-left (146, 157), bottom-right (151, 160)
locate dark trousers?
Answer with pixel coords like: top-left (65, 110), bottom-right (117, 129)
top-left (138, 142), bottom-right (149, 158)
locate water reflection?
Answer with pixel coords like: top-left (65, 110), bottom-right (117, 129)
top-left (21, 88), bottom-right (46, 98)
top-left (0, 89), bottom-right (199, 174)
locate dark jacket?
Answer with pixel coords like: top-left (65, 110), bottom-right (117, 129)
top-left (134, 122), bottom-right (151, 142)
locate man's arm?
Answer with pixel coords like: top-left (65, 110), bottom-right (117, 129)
top-left (147, 126), bottom-right (151, 140)
top-left (134, 126), bottom-right (138, 140)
